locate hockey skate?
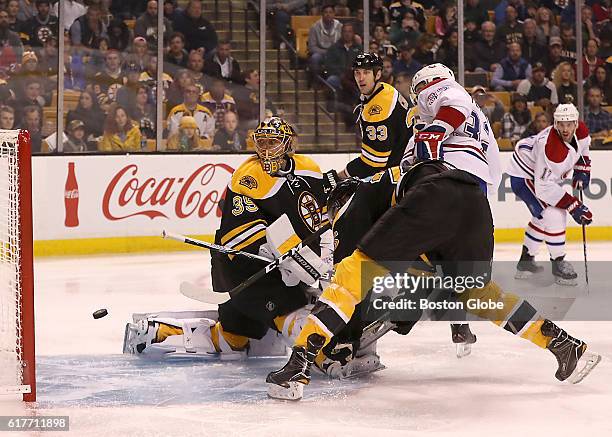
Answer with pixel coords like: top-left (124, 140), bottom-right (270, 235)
top-left (551, 256), bottom-right (578, 286)
top-left (541, 319), bottom-right (601, 383)
top-left (317, 341), bottom-right (385, 379)
top-left (266, 334), bottom-right (326, 400)
top-left (451, 323), bottom-right (477, 358)
top-left (515, 246), bottom-right (544, 279)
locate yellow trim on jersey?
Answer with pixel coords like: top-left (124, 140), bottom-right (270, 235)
top-left (220, 219), bottom-right (267, 246)
top-left (292, 154), bottom-right (322, 174)
top-left (361, 83), bottom-right (398, 123)
top-left (232, 229), bottom-right (266, 252)
top-left (362, 143), bottom-right (391, 157)
top-left (389, 166), bottom-right (401, 182)
top-left (360, 154), bottom-right (387, 168)
top-left (277, 233), bottom-right (302, 255)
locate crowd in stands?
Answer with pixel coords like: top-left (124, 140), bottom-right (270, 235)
top-left (0, 0), bottom-right (610, 153)
top-left (298, 0), bottom-right (612, 146)
top-left (0, 0), bottom-right (275, 153)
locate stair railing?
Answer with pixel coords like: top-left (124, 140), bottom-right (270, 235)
top-left (244, 0), bottom-right (260, 62)
top-left (277, 35), bottom-right (300, 118)
top-left (313, 75), bottom-right (339, 150)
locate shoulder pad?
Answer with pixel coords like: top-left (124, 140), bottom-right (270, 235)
top-left (362, 83), bottom-right (398, 123)
top-left (292, 154), bottom-right (322, 175)
top-left (230, 156), bottom-right (279, 199)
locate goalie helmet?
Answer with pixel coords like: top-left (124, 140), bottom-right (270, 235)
top-left (252, 117), bottom-right (296, 175)
top-left (553, 103), bottom-right (579, 131)
top-left (327, 177), bottom-right (362, 224)
top-left (409, 63), bottom-right (455, 104)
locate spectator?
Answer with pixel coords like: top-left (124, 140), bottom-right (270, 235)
top-left (390, 10), bottom-right (421, 47)
top-left (350, 8), bottom-right (365, 41)
top-left (553, 61), bottom-right (577, 104)
top-left (21, 105), bottom-right (42, 152)
top-left (435, 3), bottom-right (457, 37)
top-left (172, 0), bottom-right (218, 54)
top-left (164, 32), bottom-right (188, 72)
top-left (393, 43), bottom-right (422, 77)
top-left (107, 18), bottom-right (130, 51)
top-left (186, 49), bottom-right (208, 95)
top-left (167, 83), bottom-right (215, 139)
top-left (16, 78), bottom-right (45, 117)
top-left (116, 62), bottom-right (142, 109)
top-left (166, 115), bottom-right (212, 151)
top-left (585, 86), bottom-right (612, 136)
top-left (0, 9), bottom-right (23, 68)
top-left (413, 33), bottom-right (436, 65)
top-left (138, 55), bottom-right (173, 99)
top-left (134, 0), bottom-right (173, 51)
top-left (200, 78), bottom-right (237, 130)
top-left (62, 33), bottom-right (87, 91)
top-left (266, 0), bottom-right (307, 48)
top-left (109, 0), bottom-right (147, 20)
top-left (466, 21), bottom-right (505, 72)
top-left (163, 0), bottom-right (181, 22)
top-left (165, 68), bottom-right (193, 111)
top-left (371, 24), bottom-right (391, 51)
top-left (7, 0), bottom-right (24, 34)
top-left (581, 4), bottom-right (599, 43)
top-left (586, 65), bottom-right (611, 106)
top-left (464, 0), bottom-right (489, 28)
top-left (233, 69), bottom-right (277, 130)
top-left (213, 111), bottom-right (245, 152)
top-left (52, 0), bottom-right (88, 31)
top-left (491, 42), bottom-right (532, 91)
top-left (66, 90), bottom-right (105, 143)
top-left (394, 71), bottom-right (412, 101)
top-left (370, 0), bottom-right (390, 27)
top-left (0, 105), bottom-right (14, 129)
top-left (381, 56), bottom-right (394, 85)
top-left (9, 50), bottom-right (44, 100)
top-left (517, 62), bottom-right (558, 107)
top-left (22, 0), bottom-right (58, 47)
top-left (578, 38), bottom-right (604, 81)
top-left (69, 4), bottom-right (107, 49)
top-left (62, 120), bottom-right (91, 153)
top-left (559, 23), bottom-right (577, 60)
top-left (520, 111), bottom-right (551, 139)
top-left (125, 37), bottom-right (149, 72)
top-left (93, 49), bottom-right (125, 101)
top-left (502, 93), bottom-right (531, 142)
top-left (494, 0), bottom-right (526, 26)
top-left (435, 29), bottom-right (457, 72)
top-left (472, 85), bottom-right (505, 124)
top-left (389, 0), bottom-right (424, 29)
top-left (99, 105), bottom-right (142, 152)
top-left (521, 19), bottom-right (546, 65)
top-left (307, 4), bottom-right (342, 79)
top-left (496, 5), bottom-right (523, 44)
top-left (535, 7), bottom-right (560, 40)
top-left (204, 40), bottom-right (243, 84)
top-left (37, 35), bottom-right (59, 78)
top-left (542, 36), bottom-right (564, 76)
top-left (16, 0), bottom-right (37, 22)
top-left (323, 23), bottom-right (362, 92)
top-left (130, 84), bottom-right (156, 140)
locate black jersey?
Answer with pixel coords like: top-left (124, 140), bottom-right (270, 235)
top-left (212, 154), bottom-right (327, 291)
top-left (347, 83), bottom-right (413, 178)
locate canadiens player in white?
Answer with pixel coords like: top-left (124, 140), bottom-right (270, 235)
top-left (402, 63), bottom-right (502, 195)
top-left (507, 104), bottom-right (592, 285)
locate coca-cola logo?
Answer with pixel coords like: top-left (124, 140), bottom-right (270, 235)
top-left (65, 189), bottom-right (79, 199)
top-left (102, 163), bottom-right (234, 221)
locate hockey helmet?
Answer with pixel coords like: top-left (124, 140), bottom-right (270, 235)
top-left (409, 63), bottom-right (455, 104)
top-left (352, 52), bottom-right (384, 73)
top-left (327, 177), bottom-right (362, 224)
top-left (252, 117), bottom-right (296, 175)
top-left (553, 103), bottom-right (579, 131)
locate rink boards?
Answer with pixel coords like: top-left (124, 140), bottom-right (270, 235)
top-left (32, 152), bottom-right (612, 255)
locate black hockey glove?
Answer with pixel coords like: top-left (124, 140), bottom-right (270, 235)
top-left (323, 169), bottom-right (340, 194)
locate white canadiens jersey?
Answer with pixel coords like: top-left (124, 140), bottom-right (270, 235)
top-left (405, 78), bottom-right (502, 192)
top-left (506, 122), bottom-right (591, 206)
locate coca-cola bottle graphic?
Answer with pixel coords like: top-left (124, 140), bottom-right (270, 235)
top-left (64, 162), bottom-right (79, 227)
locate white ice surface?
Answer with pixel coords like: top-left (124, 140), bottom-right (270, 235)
top-left (1, 243), bottom-right (612, 437)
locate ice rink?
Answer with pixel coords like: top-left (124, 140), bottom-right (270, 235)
top-left (1, 242), bottom-right (612, 436)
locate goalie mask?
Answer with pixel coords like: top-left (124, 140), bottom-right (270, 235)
top-left (252, 117), bottom-right (296, 175)
top-left (327, 177), bottom-right (362, 224)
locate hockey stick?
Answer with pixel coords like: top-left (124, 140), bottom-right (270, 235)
top-left (162, 230), bottom-right (272, 263)
top-left (179, 281), bottom-right (229, 304)
top-left (228, 224), bottom-right (331, 297)
top-left (578, 189), bottom-right (589, 289)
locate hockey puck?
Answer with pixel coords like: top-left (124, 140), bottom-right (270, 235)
top-left (93, 309), bottom-right (108, 319)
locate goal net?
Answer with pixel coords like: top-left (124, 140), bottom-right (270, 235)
top-left (0, 130), bottom-right (35, 402)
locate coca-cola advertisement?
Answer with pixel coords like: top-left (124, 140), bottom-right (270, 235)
top-left (64, 162), bottom-right (79, 227)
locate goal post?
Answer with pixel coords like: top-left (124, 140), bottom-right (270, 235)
top-left (0, 130), bottom-right (35, 402)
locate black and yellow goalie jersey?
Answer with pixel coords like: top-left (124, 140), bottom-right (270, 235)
top-left (346, 83), bottom-right (413, 179)
top-left (332, 166), bottom-right (401, 264)
top-left (212, 154), bottom-right (327, 291)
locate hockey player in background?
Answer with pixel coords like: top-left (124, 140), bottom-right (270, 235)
top-left (266, 161), bottom-right (601, 400)
top-left (507, 104), bottom-right (592, 285)
top-left (325, 52), bottom-right (413, 188)
top-left (125, 118), bottom-right (332, 358)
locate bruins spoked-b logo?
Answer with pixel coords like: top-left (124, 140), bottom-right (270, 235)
top-left (368, 104), bottom-right (382, 116)
top-left (239, 175), bottom-right (258, 190)
top-left (298, 191), bottom-right (322, 232)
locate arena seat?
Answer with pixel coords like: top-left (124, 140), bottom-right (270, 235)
top-left (490, 91), bottom-right (511, 108)
top-left (291, 15), bottom-right (321, 59)
top-left (497, 137), bottom-right (514, 151)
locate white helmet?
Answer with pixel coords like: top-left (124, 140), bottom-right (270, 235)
top-left (410, 63), bottom-right (455, 104)
top-left (553, 103), bottom-right (579, 131)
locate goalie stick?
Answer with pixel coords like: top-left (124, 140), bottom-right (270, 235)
top-left (179, 281), bottom-right (229, 305)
